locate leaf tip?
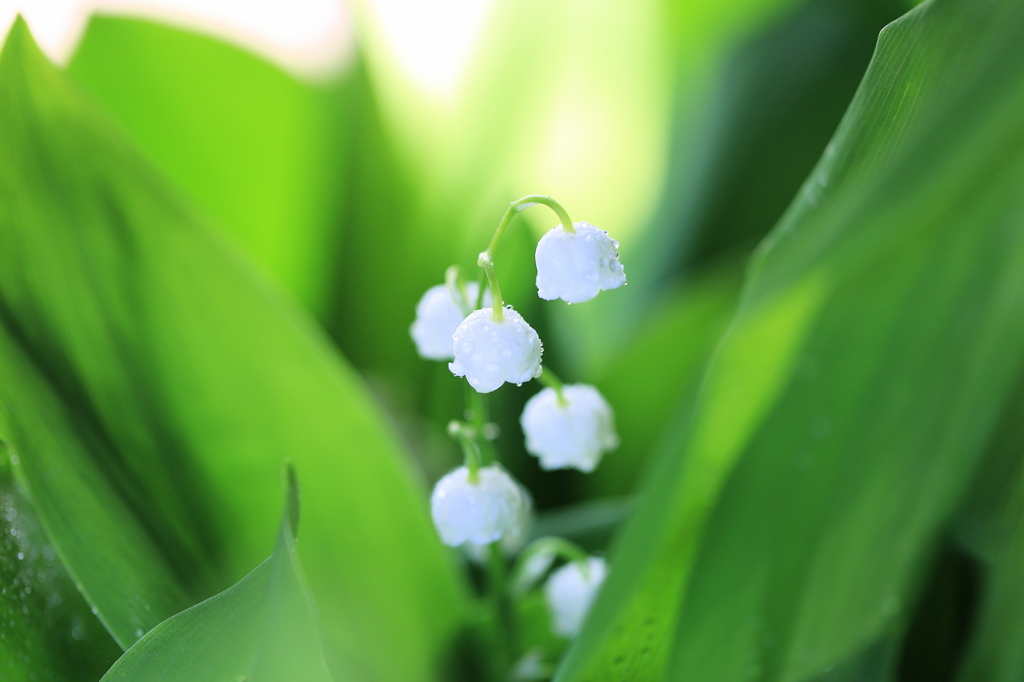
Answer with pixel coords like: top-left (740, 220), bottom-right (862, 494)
top-left (1, 14), bottom-right (42, 64)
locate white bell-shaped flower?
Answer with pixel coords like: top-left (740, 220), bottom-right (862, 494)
top-left (465, 486), bottom-right (533, 562)
top-left (431, 464), bottom-right (527, 546)
top-left (410, 282), bottom-right (489, 360)
top-left (544, 557), bottom-right (608, 638)
top-left (449, 307), bottom-right (543, 393)
top-left (520, 384), bottom-right (618, 472)
top-left (535, 222), bottom-right (626, 304)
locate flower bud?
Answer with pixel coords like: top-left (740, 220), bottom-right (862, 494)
top-left (544, 557), bottom-right (608, 638)
top-left (410, 282), bottom-right (489, 360)
top-left (430, 465), bottom-right (527, 546)
top-left (520, 384), bottom-right (618, 472)
top-left (449, 307), bottom-right (543, 393)
top-left (535, 222), bottom-right (626, 303)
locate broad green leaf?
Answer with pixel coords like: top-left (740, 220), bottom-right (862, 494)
top-left (0, 19), bottom-right (466, 681)
top-left (587, 260), bottom-right (743, 498)
top-left (100, 469), bottom-right (335, 682)
top-left (0, 445), bottom-right (120, 682)
top-left (556, 0), bottom-right (1024, 678)
top-left (67, 16), bottom-right (348, 316)
top-left (954, 513), bottom-right (1024, 682)
top-left (951, 376), bottom-right (1024, 682)
top-left (665, 0), bottom-right (906, 270)
top-left (559, 0), bottom-right (903, 379)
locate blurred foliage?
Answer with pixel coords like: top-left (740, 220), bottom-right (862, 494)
top-left (67, 17), bottom-right (348, 316)
top-left (0, 18), bottom-right (464, 681)
top-left (558, 0), bottom-right (1024, 679)
top-left (2, 0), bottom-right (1024, 679)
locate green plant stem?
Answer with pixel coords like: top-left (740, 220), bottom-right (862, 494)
top-left (477, 195), bottom-right (575, 324)
top-left (510, 536), bottom-right (592, 595)
top-left (485, 195), bottom-right (575, 255)
top-left (447, 421), bottom-right (482, 481)
top-left (468, 389), bottom-right (496, 465)
top-left (444, 265), bottom-right (471, 317)
top-left (477, 252), bottom-right (504, 322)
top-left (537, 366), bottom-right (568, 406)
top-left (488, 542), bottom-right (515, 675)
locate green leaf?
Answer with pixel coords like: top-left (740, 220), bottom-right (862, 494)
top-left (99, 468), bottom-right (335, 682)
top-left (950, 376), bottom-right (1024, 682)
top-left (0, 446), bottom-right (121, 682)
top-left (556, 0), bottom-right (1024, 678)
top-left (67, 16), bottom-right (348, 315)
top-left (0, 18), bottom-right (467, 681)
top-left (954, 519), bottom-right (1024, 682)
top-left (587, 260), bottom-right (743, 499)
top-left (663, 0), bottom-right (907, 270)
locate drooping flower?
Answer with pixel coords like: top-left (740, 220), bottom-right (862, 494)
top-left (520, 384), bottom-right (618, 472)
top-left (449, 307), bottom-right (543, 393)
top-left (410, 282), bottom-right (489, 360)
top-left (465, 485), bottom-right (533, 562)
top-left (544, 557), bottom-right (608, 638)
top-left (430, 464), bottom-right (527, 546)
top-left (535, 222), bottom-right (626, 304)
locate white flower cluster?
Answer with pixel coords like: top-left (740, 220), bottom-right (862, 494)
top-left (411, 197), bottom-right (625, 643)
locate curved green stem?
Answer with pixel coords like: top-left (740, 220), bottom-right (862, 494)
top-left (537, 366), bottom-right (568, 406)
top-left (486, 195), bottom-right (575, 255)
top-left (510, 536), bottom-right (591, 595)
top-left (476, 195), bottom-right (574, 324)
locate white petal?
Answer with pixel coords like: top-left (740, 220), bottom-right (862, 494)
top-left (544, 557), bottom-right (608, 638)
top-left (410, 282), bottom-right (488, 360)
top-left (521, 384), bottom-right (618, 472)
top-left (535, 222), bottom-right (626, 304)
top-left (430, 465), bottom-right (526, 546)
top-left (449, 307), bottom-right (543, 393)
top-left (465, 486), bottom-right (533, 562)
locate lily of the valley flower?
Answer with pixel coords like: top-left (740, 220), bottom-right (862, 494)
top-left (520, 384), bottom-right (618, 472)
top-left (535, 221), bottom-right (626, 304)
top-left (544, 556), bottom-right (608, 638)
top-left (449, 307), bottom-right (543, 393)
top-left (465, 486), bottom-right (533, 562)
top-left (430, 464), bottom-right (527, 546)
top-left (410, 282), bottom-right (489, 360)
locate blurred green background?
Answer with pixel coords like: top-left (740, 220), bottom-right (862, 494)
top-left (4, 0), bottom-right (1024, 679)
